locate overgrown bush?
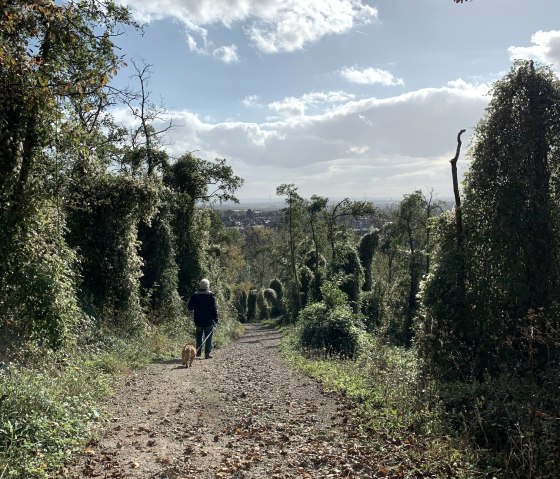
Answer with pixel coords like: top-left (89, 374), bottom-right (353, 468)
top-left (298, 303), bottom-right (363, 358)
top-left (256, 289), bottom-right (269, 320)
top-left (232, 288), bottom-right (248, 323)
top-left (269, 278), bottom-right (284, 303)
top-left (360, 286), bottom-right (383, 333)
top-left (247, 289), bottom-right (258, 322)
top-left (269, 278), bottom-right (285, 316)
top-left (330, 243), bottom-right (363, 313)
top-left (438, 370), bottom-right (560, 478)
top-left (0, 207), bottom-right (82, 350)
top-left (263, 288), bottom-right (279, 317)
top-left (296, 280), bottom-right (365, 358)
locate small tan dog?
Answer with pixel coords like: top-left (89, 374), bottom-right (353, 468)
top-left (181, 344), bottom-right (197, 368)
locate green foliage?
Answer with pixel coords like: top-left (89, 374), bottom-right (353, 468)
top-left (416, 61), bottom-right (560, 478)
top-left (420, 61), bottom-right (560, 379)
top-left (298, 264), bottom-right (313, 308)
top-left (280, 326), bottom-right (479, 478)
top-left (330, 243), bottom-right (363, 312)
top-left (437, 370), bottom-right (560, 478)
top-left (0, 0), bottom-right (135, 351)
top-left (0, 205), bottom-right (81, 349)
top-left (269, 278), bottom-right (284, 302)
top-left (357, 230), bottom-right (379, 291)
top-left (174, 202), bottom-right (205, 298)
top-left (360, 285), bottom-right (384, 333)
top-left (256, 289), bottom-right (269, 320)
top-left (0, 349), bottom-right (117, 479)
top-left (137, 198), bottom-right (183, 324)
top-left (232, 287), bottom-right (248, 323)
top-left (247, 289), bottom-right (258, 323)
top-left (276, 184), bottom-right (306, 317)
top-left (297, 280), bottom-right (365, 358)
top-left (66, 174), bottom-right (158, 330)
top-left (164, 153), bottom-right (243, 204)
top-left (263, 288), bottom-right (279, 317)
top-left (416, 212), bottom-right (471, 378)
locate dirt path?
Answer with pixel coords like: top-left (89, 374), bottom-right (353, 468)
top-left (68, 323), bottom-right (380, 478)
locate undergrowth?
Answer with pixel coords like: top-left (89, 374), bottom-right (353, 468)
top-left (279, 324), bottom-right (485, 478)
top-left (0, 315), bottom-right (243, 479)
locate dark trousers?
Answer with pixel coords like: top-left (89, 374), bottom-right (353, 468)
top-left (195, 325), bottom-right (214, 356)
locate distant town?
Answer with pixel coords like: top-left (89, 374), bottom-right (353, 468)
top-left (215, 197), bottom-right (454, 235)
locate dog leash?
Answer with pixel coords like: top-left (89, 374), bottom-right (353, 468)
top-left (196, 325), bottom-right (216, 355)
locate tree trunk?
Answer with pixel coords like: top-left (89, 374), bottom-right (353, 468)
top-left (450, 129), bottom-right (466, 247)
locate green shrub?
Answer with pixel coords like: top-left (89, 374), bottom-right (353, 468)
top-left (438, 371), bottom-right (560, 478)
top-left (0, 363), bottom-right (111, 479)
top-left (233, 289), bottom-right (248, 322)
top-left (256, 289), bottom-right (269, 320)
top-left (263, 288), bottom-right (279, 317)
top-left (269, 278), bottom-right (284, 302)
top-left (297, 301), bottom-right (364, 358)
top-left (247, 289), bottom-right (258, 322)
top-left (360, 287), bottom-right (383, 332)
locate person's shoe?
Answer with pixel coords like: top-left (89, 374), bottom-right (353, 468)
top-left (196, 352), bottom-right (201, 358)
top-left (204, 354), bottom-right (213, 359)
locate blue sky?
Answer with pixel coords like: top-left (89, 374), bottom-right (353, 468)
top-left (111, 0), bottom-right (560, 200)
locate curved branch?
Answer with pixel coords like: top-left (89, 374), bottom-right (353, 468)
top-left (450, 128), bottom-right (466, 245)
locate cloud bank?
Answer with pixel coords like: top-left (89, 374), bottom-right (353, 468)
top-left (118, 0), bottom-right (378, 59)
top-left (508, 30), bottom-right (560, 67)
top-left (115, 80), bottom-right (490, 199)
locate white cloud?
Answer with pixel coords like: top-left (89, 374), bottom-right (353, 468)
top-left (268, 91), bottom-right (356, 118)
top-left (242, 95), bottom-right (263, 108)
top-left (186, 34), bottom-right (205, 54)
top-left (340, 66), bottom-right (404, 86)
top-left (508, 30), bottom-right (560, 67)
top-left (115, 80), bottom-right (489, 198)
top-left (247, 1), bottom-right (378, 53)
top-left (213, 44), bottom-right (239, 63)
top-left (118, 0), bottom-right (378, 54)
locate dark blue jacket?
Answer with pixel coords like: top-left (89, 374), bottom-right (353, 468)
top-left (187, 289), bottom-right (218, 327)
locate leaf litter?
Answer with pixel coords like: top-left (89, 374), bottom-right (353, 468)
top-left (67, 323), bottom-right (456, 478)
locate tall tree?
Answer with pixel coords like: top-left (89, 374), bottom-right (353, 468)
top-left (276, 184), bottom-right (306, 318)
top-left (420, 61), bottom-right (560, 378)
top-left (325, 199), bottom-right (377, 259)
top-left (164, 153), bottom-right (243, 298)
top-left (357, 230), bottom-right (379, 292)
top-left (464, 60), bottom-right (560, 366)
top-left (307, 195), bottom-right (328, 299)
top-left (0, 0), bottom-right (134, 347)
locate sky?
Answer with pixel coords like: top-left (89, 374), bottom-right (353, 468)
top-left (110, 0), bottom-right (560, 201)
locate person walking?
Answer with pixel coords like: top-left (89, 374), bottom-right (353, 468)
top-left (187, 278), bottom-right (218, 359)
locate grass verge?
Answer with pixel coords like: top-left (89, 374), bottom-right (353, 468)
top-left (278, 324), bottom-right (486, 478)
top-left (0, 315), bottom-right (243, 479)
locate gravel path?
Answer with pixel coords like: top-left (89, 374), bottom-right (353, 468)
top-left (68, 323), bottom-right (380, 478)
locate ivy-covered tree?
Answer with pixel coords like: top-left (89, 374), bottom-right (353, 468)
top-left (66, 174), bottom-right (158, 330)
top-left (0, 0), bottom-right (134, 348)
top-left (330, 243), bottom-right (364, 313)
top-left (465, 60), bottom-right (560, 372)
top-left (420, 60), bottom-right (560, 378)
top-left (357, 230), bottom-right (379, 292)
top-left (325, 198), bottom-right (377, 260)
top-left (307, 195), bottom-right (328, 297)
top-left (164, 153), bottom-right (243, 298)
top-left (276, 184), bottom-right (306, 319)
